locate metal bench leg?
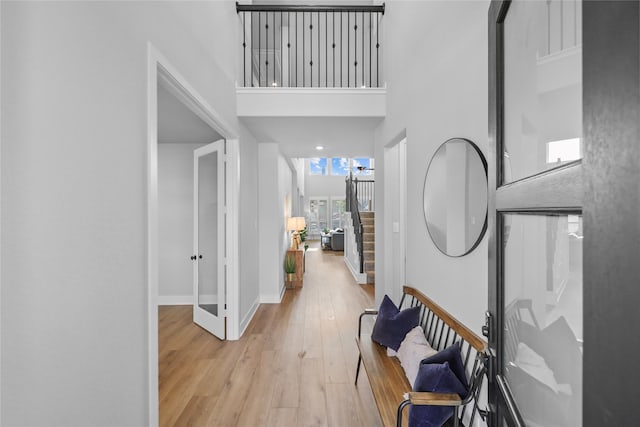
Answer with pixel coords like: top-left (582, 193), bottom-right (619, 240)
top-left (397, 399), bottom-right (410, 427)
top-left (453, 407), bottom-right (459, 427)
top-left (355, 354), bottom-right (362, 385)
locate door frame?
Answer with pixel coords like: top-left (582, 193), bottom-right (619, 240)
top-left (383, 131), bottom-right (407, 305)
top-left (146, 43), bottom-right (240, 427)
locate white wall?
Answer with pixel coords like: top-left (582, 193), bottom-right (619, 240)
top-left (258, 144), bottom-right (295, 302)
top-left (375, 1), bottom-right (490, 334)
top-left (1, 2), bottom-right (260, 425)
top-left (238, 125), bottom-right (260, 323)
top-left (158, 143), bottom-right (205, 302)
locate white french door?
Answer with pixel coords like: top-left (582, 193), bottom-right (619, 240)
top-left (193, 139), bottom-right (226, 339)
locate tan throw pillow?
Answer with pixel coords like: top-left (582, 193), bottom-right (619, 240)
top-left (397, 326), bottom-right (438, 387)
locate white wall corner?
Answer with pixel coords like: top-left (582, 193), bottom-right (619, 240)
top-left (260, 284), bottom-right (286, 304)
top-left (239, 297), bottom-right (260, 337)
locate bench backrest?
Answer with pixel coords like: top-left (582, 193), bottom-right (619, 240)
top-left (399, 285), bottom-right (488, 426)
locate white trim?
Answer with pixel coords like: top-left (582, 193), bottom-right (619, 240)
top-left (0, 1), bottom-right (3, 419)
top-left (236, 86), bottom-right (387, 94)
top-left (237, 86), bottom-right (386, 117)
top-left (260, 284), bottom-right (286, 304)
top-left (225, 139), bottom-right (241, 340)
top-left (239, 297), bottom-right (260, 337)
top-left (146, 45), bottom-right (160, 427)
top-left (146, 43), bottom-right (240, 427)
top-left (157, 295), bottom-right (194, 306)
top-left (344, 256), bottom-right (367, 284)
top-left (399, 138), bottom-right (407, 290)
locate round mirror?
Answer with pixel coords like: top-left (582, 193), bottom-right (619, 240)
top-left (423, 138), bottom-right (488, 257)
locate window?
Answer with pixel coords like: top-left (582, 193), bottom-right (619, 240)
top-left (352, 157), bottom-right (373, 175)
top-left (331, 198), bottom-right (346, 229)
top-left (309, 158), bottom-right (328, 175)
top-left (330, 158), bottom-right (350, 176)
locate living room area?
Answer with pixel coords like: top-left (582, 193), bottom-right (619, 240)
top-left (301, 157), bottom-right (375, 284)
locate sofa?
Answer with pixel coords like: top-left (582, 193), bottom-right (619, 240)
top-left (330, 229), bottom-right (344, 251)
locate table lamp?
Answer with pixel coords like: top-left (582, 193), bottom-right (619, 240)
top-left (287, 217), bottom-right (306, 250)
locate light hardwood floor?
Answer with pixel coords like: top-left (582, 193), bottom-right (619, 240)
top-left (159, 242), bottom-right (383, 427)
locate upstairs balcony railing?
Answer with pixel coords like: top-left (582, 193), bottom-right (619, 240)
top-left (236, 3), bottom-right (385, 88)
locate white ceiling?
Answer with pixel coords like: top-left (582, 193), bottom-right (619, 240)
top-left (157, 82), bottom-right (380, 158)
top-left (157, 84), bottom-right (222, 144)
top-left (241, 116), bottom-right (381, 158)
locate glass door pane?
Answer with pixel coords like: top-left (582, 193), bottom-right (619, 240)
top-left (193, 139), bottom-right (225, 339)
top-left (308, 198), bottom-right (329, 237)
top-left (503, 0), bottom-right (582, 183)
top-left (331, 198), bottom-right (346, 229)
top-left (198, 150), bottom-right (219, 316)
top-left (502, 214), bottom-right (582, 426)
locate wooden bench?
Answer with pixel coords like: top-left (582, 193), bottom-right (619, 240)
top-left (355, 286), bottom-right (488, 427)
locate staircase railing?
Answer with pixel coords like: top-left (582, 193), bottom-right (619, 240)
top-left (236, 3), bottom-right (385, 88)
top-left (346, 176), bottom-right (365, 273)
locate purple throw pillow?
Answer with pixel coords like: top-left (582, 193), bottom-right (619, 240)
top-left (409, 362), bottom-right (468, 427)
top-left (421, 342), bottom-right (469, 394)
top-left (371, 295), bottom-right (421, 351)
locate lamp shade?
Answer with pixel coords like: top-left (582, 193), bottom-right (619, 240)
top-left (287, 216), bottom-right (306, 231)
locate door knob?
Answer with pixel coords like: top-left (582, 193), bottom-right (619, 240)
top-left (190, 255), bottom-right (196, 260)
top-left (199, 255), bottom-right (203, 259)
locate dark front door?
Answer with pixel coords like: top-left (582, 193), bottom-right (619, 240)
top-left (487, 1), bottom-right (640, 426)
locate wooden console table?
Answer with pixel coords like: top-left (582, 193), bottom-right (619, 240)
top-left (286, 249), bottom-right (304, 287)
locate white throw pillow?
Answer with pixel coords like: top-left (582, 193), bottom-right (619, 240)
top-left (387, 347), bottom-right (397, 357)
top-left (514, 342), bottom-right (563, 394)
top-left (397, 326), bottom-right (438, 387)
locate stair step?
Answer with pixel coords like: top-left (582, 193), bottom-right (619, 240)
top-left (364, 260), bottom-right (375, 271)
top-left (363, 224), bottom-right (374, 233)
top-left (366, 271), bottom-right (375, 284)
top-left (363, 241), bottom-right (375, 251)
top-left (360, 211), bottom-right (375, 219)
top-left (363, 250), bottom-right (375, 261)
top-left (361, 217), bottom-right (374, 226)
top-left (363, 232), bottom-right (375, 242)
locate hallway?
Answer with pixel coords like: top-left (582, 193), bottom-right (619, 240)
top-left (159, 242), bottom-right (382, 426)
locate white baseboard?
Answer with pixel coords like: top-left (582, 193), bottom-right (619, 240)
top-left (344, 256), bottom-right (367, 284)
top-left (239, 297), bottom-right (260, 337)
top-left (157, 295), bottom-right (193, 306)
top-left (260, 283), bottom-right (286, 304)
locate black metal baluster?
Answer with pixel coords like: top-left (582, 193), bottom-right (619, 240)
top-left (361, 12), bottom-right (364, 86)
top-left (352, 14), bottom-right (356, 88)
top-left (288, 12), bottom-right (290, 87)
top-left (333, 12), bottom-right (335, 87)
top-left (340, 12), bottom-right (343, 87)
top-left (303, 12), bottom-right (305, 87)
top-left (376, 13), bottom-right (379, 87)
top-left (369, 12), bottom-right (372, 87)
top-left (347, 12), bottom-right (350, 87)
top-left (259, 12), bottom-right (262, 86)
top-left (266, 14), bottom-right (269, 87)
top-left (310, 13), bottom-right (313, 87)
top-left (317, 12), bottom-right (320, 87)
top-left (280, 11), bottom-right (283, 86)
top-left (325, 12), bottom-right (328, 87)
top-left (242, 12), bottom-right (246, 87)
top-left (296, 12), bottom-right (299, 87)
top-left (273, 12), bottom-right (275, 86)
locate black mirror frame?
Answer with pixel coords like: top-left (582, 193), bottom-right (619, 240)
top-left (422, 137), bottom-right (489, 257)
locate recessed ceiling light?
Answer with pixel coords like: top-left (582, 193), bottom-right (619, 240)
top-left (315, 145), bottom-right (324, 151)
